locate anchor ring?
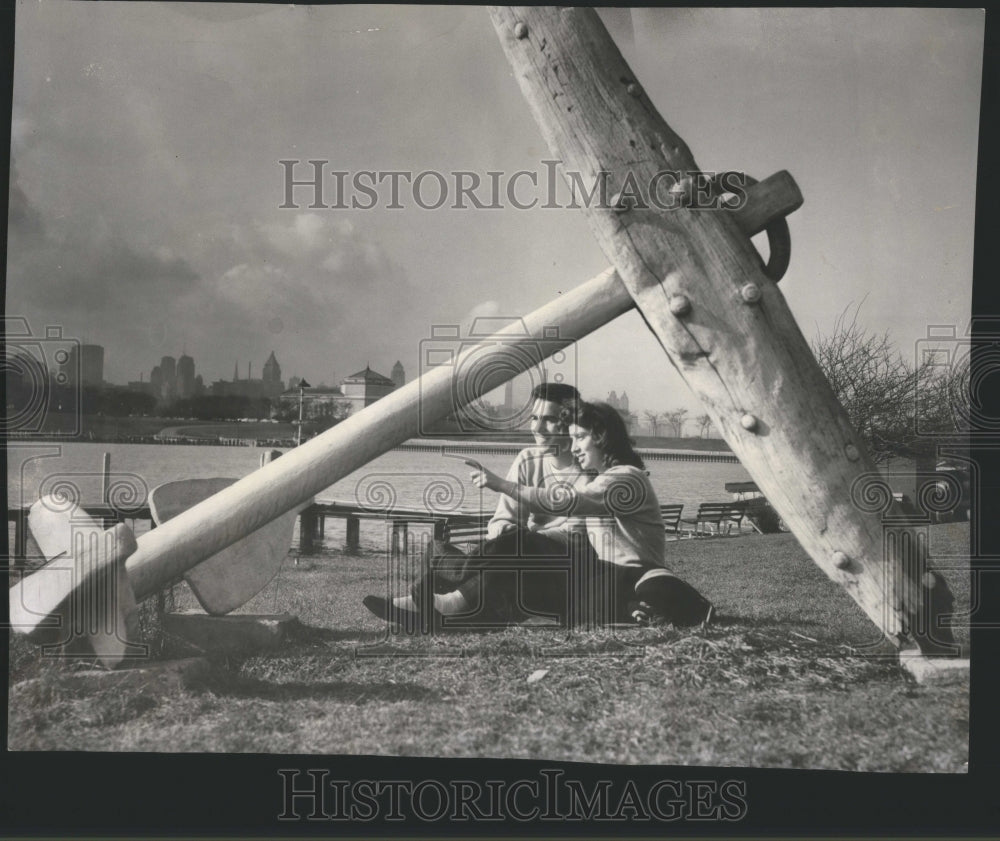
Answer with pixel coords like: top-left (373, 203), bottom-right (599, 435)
top-left (711, 172), bottom-right (792, 282)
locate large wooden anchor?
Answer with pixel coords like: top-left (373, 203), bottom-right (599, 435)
top-left (9, 7), bottom-right (958, 667)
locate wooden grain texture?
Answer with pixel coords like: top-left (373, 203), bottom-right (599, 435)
top-left (732, 171), bottom-right (802, 239)
top-left (488, 6), bottom-right (953, 653)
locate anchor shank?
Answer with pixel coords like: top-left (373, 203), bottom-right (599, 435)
top-left (488, 6), bottom-right (954, 653)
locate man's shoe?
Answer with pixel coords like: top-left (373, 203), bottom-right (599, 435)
top-left (363, 595), bottom-right (417, 623)
top-left (363, 595), bottom-right (435, 633)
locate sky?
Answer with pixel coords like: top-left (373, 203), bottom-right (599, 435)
top-left (6, 4), bottom-right (984, 422)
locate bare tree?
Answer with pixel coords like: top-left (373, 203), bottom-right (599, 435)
top-left (695, 413), bottom-right (713, 438)
top-left (916, 348), bottom-right (970, 438)
top-left (812, 305), bottom-right (965, 462)
top-left (664, 408), bottom-right (689, 437)
top-left (643, 409), bottom-right (660, 436)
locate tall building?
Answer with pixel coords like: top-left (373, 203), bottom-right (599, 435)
top-left (263, 351), bottom-right (282, 387)
top-left (139, 352), bottom-right (202, 402)
top-left (150, 365), bottom-right (163, 398)
top-left (607, 390), bottom-right (630, 412)
top-left (61, 344), bottom-right (104, 388)
top-left (159, 355), bottom-right (177, 402)
top-left (82, 345), bottom-right (104, 386)
top-left (606, 390), bottom-right (637, 432)
top-left (391, 360), bottom-right (405, 389)
top-left (160, 356), bottom-right (176, 382)
top-left (177, 354), bottom-right (196, 399)
top-left (211, 352), bottom-right (285, 399)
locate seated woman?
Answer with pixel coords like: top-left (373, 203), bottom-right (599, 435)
top-left (365, 401), bottom-right (713, 629)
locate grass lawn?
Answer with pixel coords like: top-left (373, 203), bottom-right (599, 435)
top-left (161, 421), bottom-right (298, 440)
top-left (8, 524), bottom-right (970, 770)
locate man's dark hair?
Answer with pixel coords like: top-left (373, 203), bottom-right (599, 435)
top-left (530, 382), bottom-right (580, 405)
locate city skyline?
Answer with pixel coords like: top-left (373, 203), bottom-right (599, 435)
top-left (114, 345), bottom-right (403, 395)
top-left (6, 330), bottom-right (708, 434)
top-left (7, 7), bottom-right (982, 419)
top-left (22, 325), bottom-right (688, 417)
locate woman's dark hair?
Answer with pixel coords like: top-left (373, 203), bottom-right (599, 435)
top-left (567, 401), bottom-right (644, 470)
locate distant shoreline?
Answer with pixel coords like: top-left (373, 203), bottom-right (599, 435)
top-left (6, 416), bottom-right (734, 454)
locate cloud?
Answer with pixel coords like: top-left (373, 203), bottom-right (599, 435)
top-left (9, 223), bottom-right (201, 313)
top-left (460, 299), bottom-right (510, 335)
top-left (8, 171), bottom-right (45, 240)
top-left (260, 212), bottom-right (328, 255)
top-left (9, 197), bottom-right (426, 381)
top-left (7, 3), bottom-right (977, 412)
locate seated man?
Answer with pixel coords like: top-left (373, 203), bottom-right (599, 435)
top-left (483, 381), bottom-right (586, 544)
top-left (363, 381), bottom-right (586, 626)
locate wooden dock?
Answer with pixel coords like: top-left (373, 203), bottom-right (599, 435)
top-left (296, 501), bottom-right (486, 554)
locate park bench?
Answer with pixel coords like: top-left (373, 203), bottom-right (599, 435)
top-left (442, 515), bottom-right (492, 549)
top-left (660, 503), bottom-right (684, 539)
top-left (680, 501), bottom-right (750, 537)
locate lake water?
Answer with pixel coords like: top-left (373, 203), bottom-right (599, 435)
top-left (7, 441), bottom-right (752, 511)
top-left (7, 440), bottom-right (753, 551)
